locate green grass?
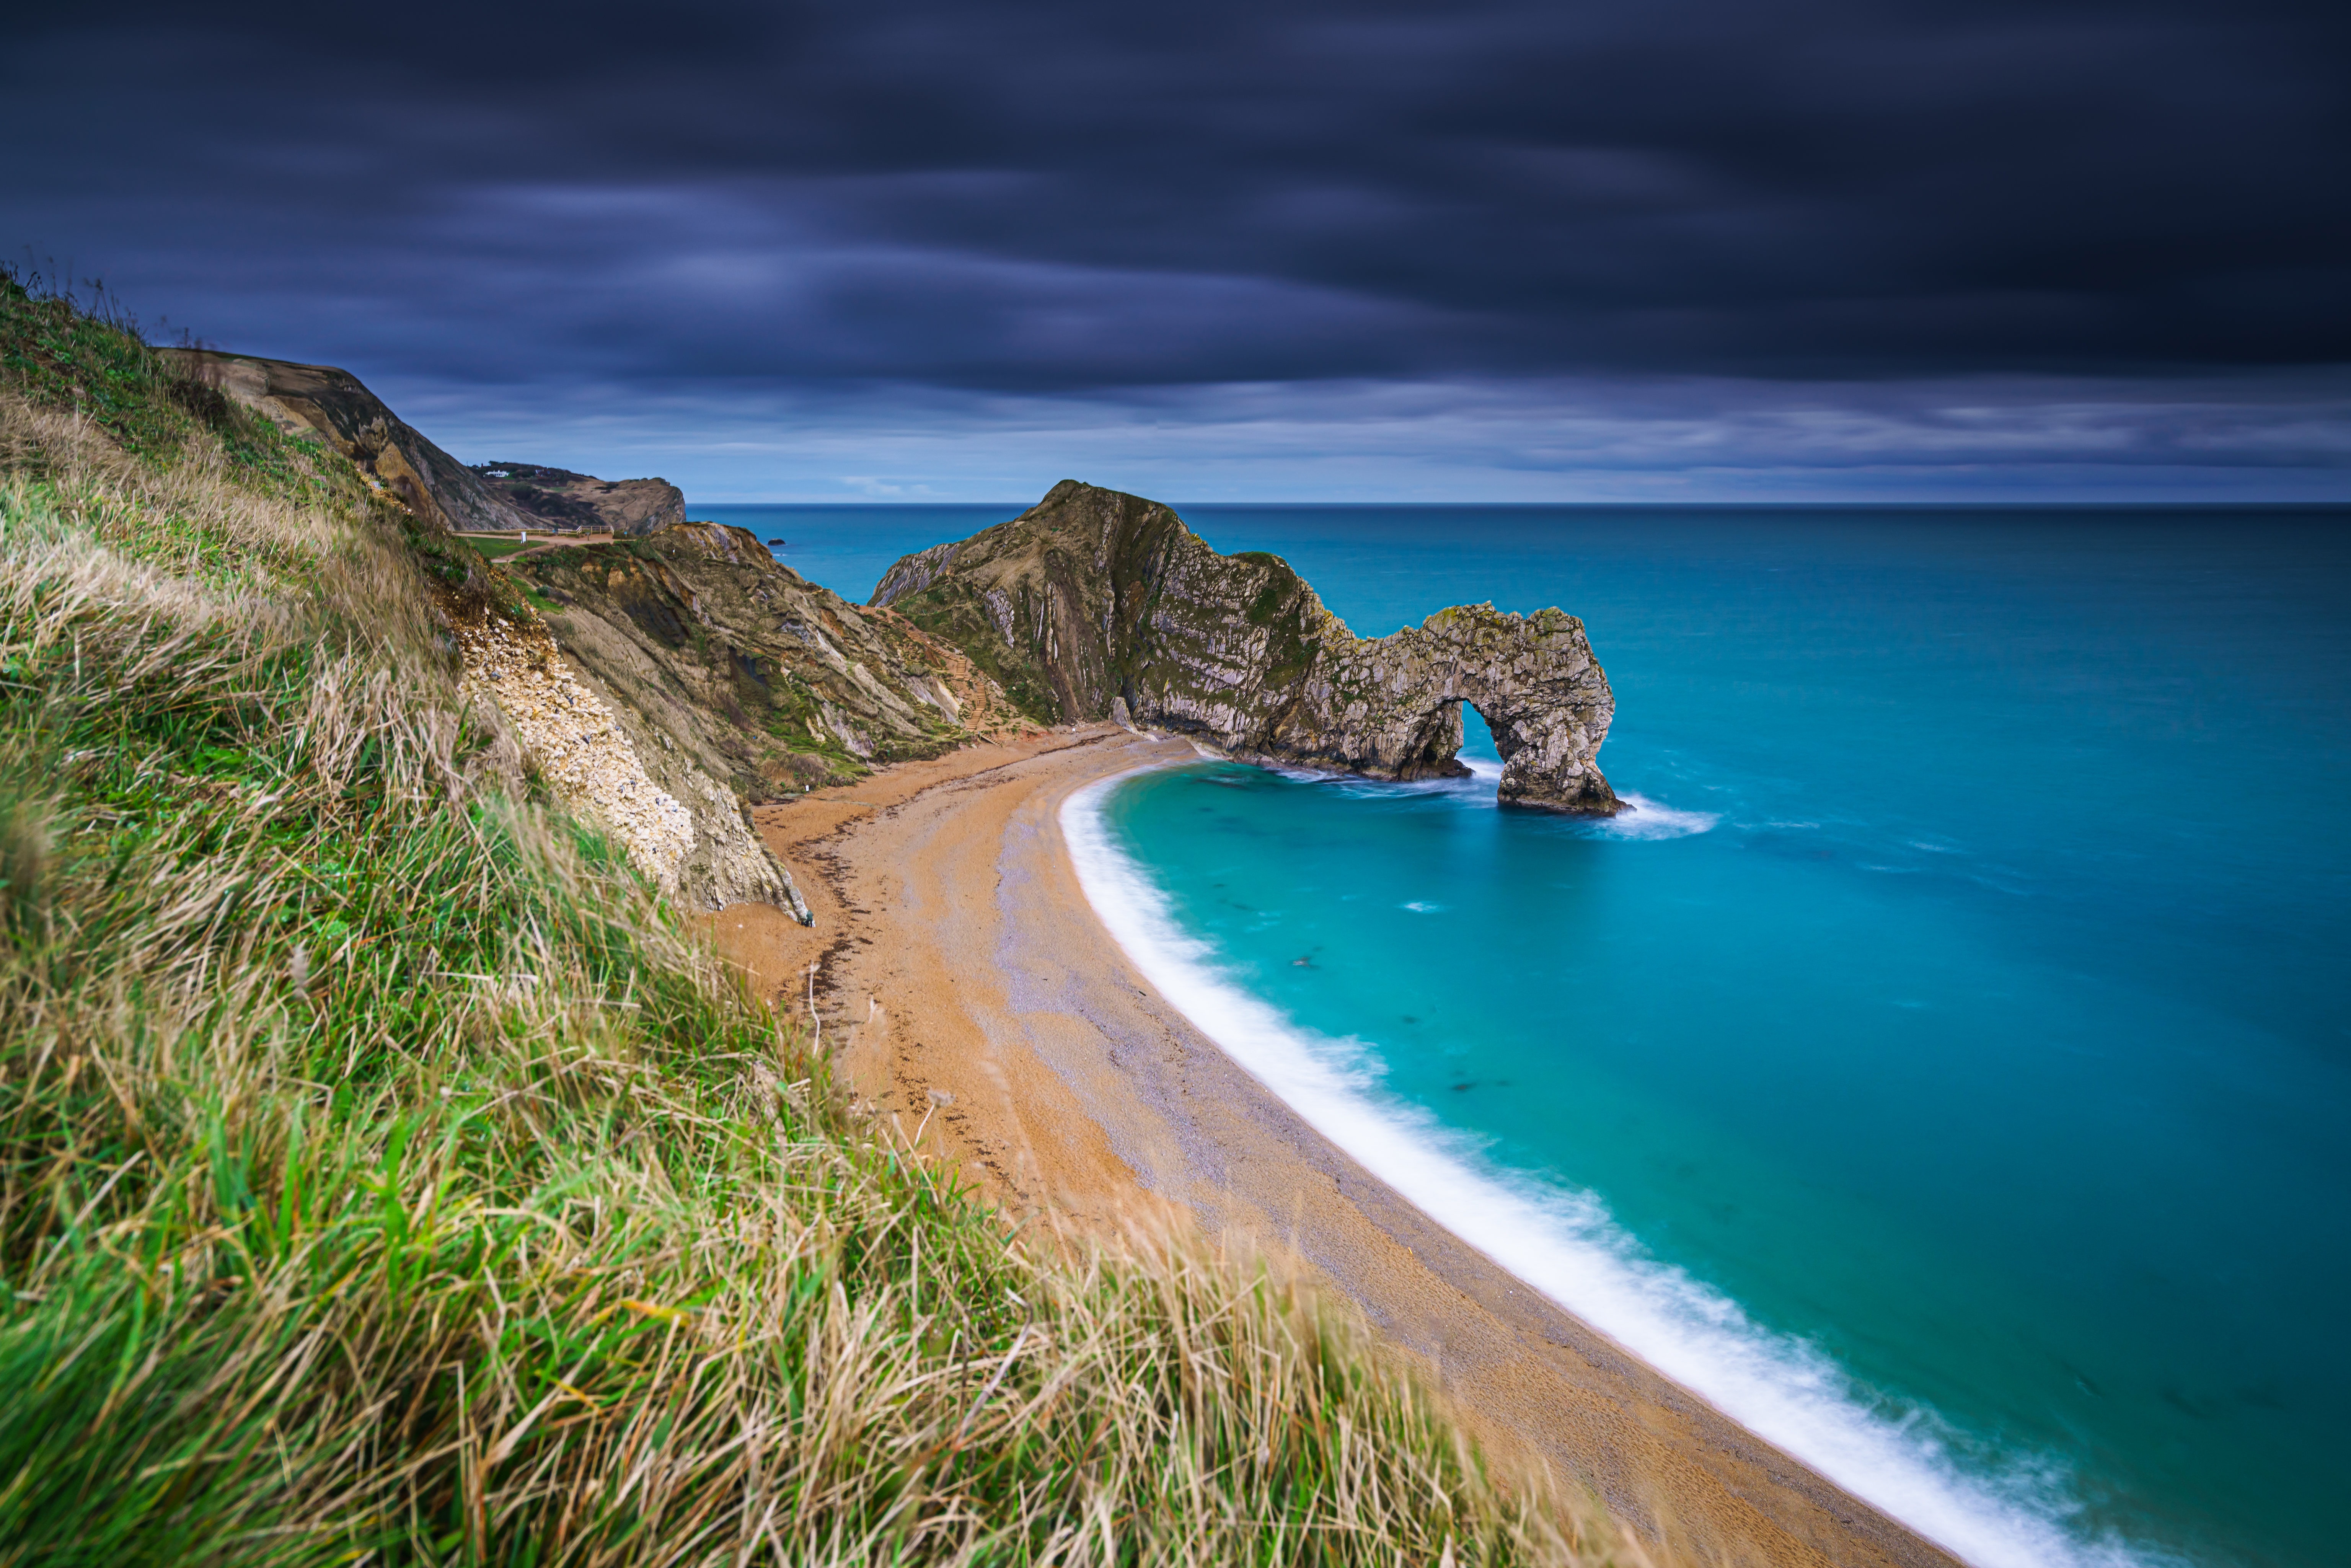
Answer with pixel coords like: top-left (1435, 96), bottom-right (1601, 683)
top-left (460, 536), bottom-right (536, 561)
top-left (0, 286), bottom-right (1659, 1566)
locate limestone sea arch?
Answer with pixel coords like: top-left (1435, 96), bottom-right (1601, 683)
top-left (872, 481), bottom-right (1621, 814)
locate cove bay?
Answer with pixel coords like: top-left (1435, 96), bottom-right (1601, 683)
top-left (734, 500), bottom-right (2351, 1568)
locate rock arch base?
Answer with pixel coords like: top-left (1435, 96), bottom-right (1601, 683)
top-left (1268, 602), bottom-right (1622, 815)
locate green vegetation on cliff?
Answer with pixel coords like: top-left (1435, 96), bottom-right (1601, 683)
top-left (0, 276), bottom-right (1653, 1563)
top-left (505, 523), bottom-right (982, 795)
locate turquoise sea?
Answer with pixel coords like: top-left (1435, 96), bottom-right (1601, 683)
top-left (709, 502), bottom-right (2351, 1568)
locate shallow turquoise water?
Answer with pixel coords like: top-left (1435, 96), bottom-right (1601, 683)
top-left (754, 501), bottom-right (2351, 1568)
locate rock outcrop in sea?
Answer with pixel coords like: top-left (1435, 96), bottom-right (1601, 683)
top-left (873, 481), bottom-right (1620, 813)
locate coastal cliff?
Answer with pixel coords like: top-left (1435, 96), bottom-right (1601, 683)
top-left (471, 460), bottom-right (686, 535)
top-left (158, 346), bottom-right (541, 535)
top-left (457, 510), bottom-right (1030, 913)
top-left (498, 519), bottom-right (1026, 804)
top-left (170, 345), bottom-right (851, 915)
top-left (172, 345), bottom-right (1039, 914)
top-left (874, 480), bottom-right (1620, 813)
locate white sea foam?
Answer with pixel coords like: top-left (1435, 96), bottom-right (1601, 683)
top-left (1344, 757), bottom-right (1722, 835)
top-left (1061, 768), bottom-right (2173, 1568)
top-left (1601, 790), bottom-right (1720, 839)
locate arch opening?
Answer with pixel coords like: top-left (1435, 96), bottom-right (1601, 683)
top-left (1460, 700), bottom-right (1503, 766)
top-left (1457, 701), bottom-right (1508, 792)
top-left (1393, 699), bottom-right (1471, 781)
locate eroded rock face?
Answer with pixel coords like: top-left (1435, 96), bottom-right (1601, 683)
top-left (874, 481), bottom-right (1620, 813)
top-left (168, 345), bottom-right (1030, 915)
top-left (448, 580), bottom-right (820, 919)
top-left (442, 520), bottom-right (1034, 914)
top-left (505, 521), bottom-right (1029, 801)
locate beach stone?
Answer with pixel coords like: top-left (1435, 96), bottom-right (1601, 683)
top-left (872, 481), bottom-right (1620, 813)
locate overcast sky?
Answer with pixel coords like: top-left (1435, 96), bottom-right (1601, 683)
top-left (8, 0), bottom-right (2348, 501)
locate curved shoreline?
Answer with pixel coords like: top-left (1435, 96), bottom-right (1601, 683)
top-left (713, 726), bottom-right (1962, 1568)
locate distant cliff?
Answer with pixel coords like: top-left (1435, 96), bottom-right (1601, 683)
top-left (471, 460), bottom-right (686, 535)
top-left (874, 480), bottom-right (1620, 813)
top-left (158, 352), bottom-right (683, 538)
top-left (159, 347), bottom-right (538, 535)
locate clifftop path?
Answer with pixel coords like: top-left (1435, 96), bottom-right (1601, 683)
top-left (873, 481), bottom-right (1620, 813)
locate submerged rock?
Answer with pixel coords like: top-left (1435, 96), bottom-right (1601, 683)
top-left (873, 481), bottom-right (1620, 813)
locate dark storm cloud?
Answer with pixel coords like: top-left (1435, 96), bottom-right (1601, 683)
top-left (8, 0), bottom-right (2348, 395)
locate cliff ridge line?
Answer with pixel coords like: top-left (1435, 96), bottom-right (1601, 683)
top-left (159, 346), bottom-right (539, 535)
top-left (167, 344), bottom-right (1008, 916)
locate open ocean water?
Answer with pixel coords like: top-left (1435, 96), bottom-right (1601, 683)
top-left (711, 502), bottom-right (2351, 1568)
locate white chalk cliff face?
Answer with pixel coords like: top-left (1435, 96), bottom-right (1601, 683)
top-left (454, 614), bottom-right (813, 919)
top-left (873, 481), bottom-right (1620, 814)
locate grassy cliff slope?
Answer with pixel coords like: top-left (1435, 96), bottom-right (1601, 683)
top-left (0, 276), bottom-right (1656, 1566)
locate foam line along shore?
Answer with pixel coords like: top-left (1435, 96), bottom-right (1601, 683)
top-left (710, 724), bottom-right (1966, 1568)
top-left (1059, 763), bottom-right (2162, 1568)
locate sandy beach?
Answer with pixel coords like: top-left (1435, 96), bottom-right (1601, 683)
top-left (709, 726), bottom-right (1963, 1568)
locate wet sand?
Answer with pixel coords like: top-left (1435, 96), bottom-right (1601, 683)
top-left (709, 726), bottom-right (1963, 1568)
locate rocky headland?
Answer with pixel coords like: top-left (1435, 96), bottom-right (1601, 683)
top-left (173, 357), bottom-right (1615, 912)
top-left (873, 480), bottom-right (1621, 813)
top-left (470, 459), bottom-right (686, 535)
